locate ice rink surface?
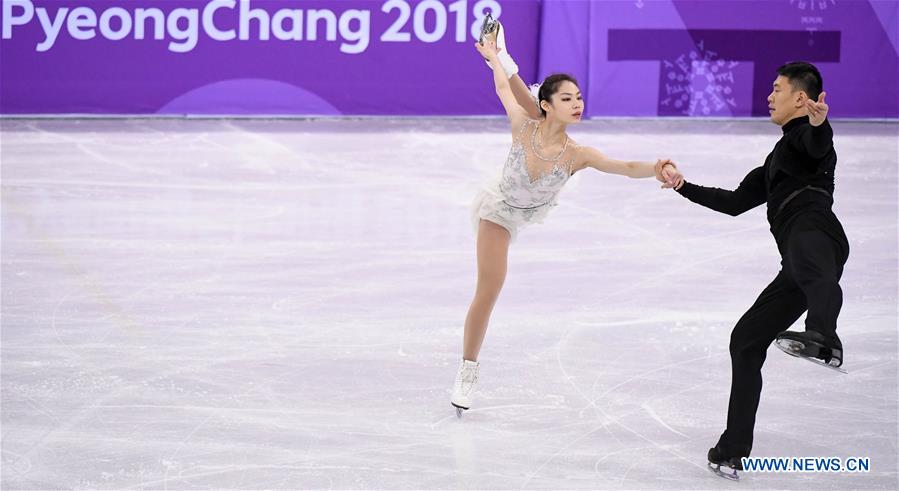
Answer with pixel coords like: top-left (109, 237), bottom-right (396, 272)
top-left (2, 118), bottom-right (896, 489)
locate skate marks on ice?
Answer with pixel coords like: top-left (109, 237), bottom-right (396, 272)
top-left (1, 118), bottom-right (896, 489)
top-left (524, 317), bottom-right (721, 488)
top-left (529, 315), bottom-right (892, 489)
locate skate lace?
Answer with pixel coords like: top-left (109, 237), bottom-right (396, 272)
top-left (456, 364), bottom-right (479, 395)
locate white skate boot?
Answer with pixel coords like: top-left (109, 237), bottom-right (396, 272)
top-left (450, 359), bottom-right (480, 417)
top-left (480, 14), bottom-right (518, 78)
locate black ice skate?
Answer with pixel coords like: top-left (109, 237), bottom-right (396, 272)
top-left (775, 330), bottom-right (847, 374)
top-left (707, 445), bottom-right (743, 481)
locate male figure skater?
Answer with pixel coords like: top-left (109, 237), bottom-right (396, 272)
top-left (669, 62), bottom-right (850, 478)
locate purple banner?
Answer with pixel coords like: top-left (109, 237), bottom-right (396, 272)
top-left (2, 0), bottom-right (897, 117)
top-left (1, 0), bottom-right (540, 115)
top-left (539, 0), bottom-right (898, 118)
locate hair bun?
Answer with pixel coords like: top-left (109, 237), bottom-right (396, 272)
top-left (528, 83), bottom-right (542, 109)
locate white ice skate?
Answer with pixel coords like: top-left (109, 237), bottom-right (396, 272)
top-left (478, 11), bottom-right (499, 47)
top-left (479, 12), bottom-right (519, 78)
top-left (450, 359), bottom-right (480, 417)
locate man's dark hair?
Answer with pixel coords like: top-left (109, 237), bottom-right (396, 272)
top-left (776, 61), bottom-right (823, 101)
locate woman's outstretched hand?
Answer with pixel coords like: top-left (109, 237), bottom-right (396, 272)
top-left (656, 159), bottom-right (684, 189)
top-left (474, 40), bottom-right (501, 63)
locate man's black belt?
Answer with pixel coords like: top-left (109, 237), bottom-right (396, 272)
top-left (776, 185), bottom-right (831, 215)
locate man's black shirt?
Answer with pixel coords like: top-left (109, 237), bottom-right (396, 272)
top-left (675, 116), bottom-right (837, 238)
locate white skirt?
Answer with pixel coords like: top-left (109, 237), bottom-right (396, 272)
top-left (470, 177), bottom-right (557, 242)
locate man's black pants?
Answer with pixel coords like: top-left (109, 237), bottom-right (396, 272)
top-left (717, 210), bottom-right (849, 457)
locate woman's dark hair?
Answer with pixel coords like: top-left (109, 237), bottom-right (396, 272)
top-left (537, 73), bottom-right (579, 117)
top-left (776, 61), bottom-right (823, 101)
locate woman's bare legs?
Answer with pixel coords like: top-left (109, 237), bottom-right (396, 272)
top-left (463, 219), bottom-right (511, 361)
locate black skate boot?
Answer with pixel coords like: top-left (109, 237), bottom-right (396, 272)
top-left (775, 330), bottom-right (846, 373)
top-left (707, 444), bottom-right (744, 481)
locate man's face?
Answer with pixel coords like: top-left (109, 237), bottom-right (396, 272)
top-left (767, 75), bottom-right (804, 126)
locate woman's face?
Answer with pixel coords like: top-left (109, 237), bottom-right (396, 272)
top-left (544, 81), bottom-right (583, 123)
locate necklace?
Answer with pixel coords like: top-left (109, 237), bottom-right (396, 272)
top-left (531, 121), bottom-right (569, 162)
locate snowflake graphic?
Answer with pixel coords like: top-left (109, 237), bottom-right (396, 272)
top-left (659, 41), bottom-right (739, 117)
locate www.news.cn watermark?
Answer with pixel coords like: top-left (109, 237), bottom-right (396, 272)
top-left (741, 456), bottom-right (870, 473)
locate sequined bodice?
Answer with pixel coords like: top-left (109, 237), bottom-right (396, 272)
top-left (499, 119), bottom-right (578, 209)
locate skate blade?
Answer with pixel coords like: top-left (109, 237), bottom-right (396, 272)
top-left (707, 462), bottom-right (740, 481)
top-left (451, 403), bottom-right (468, 418)
top-left (775, 339), bottom-right (847, 374)
top-left (478, 12), bottom-right (498, 46)
top-left (794, 354), bottom-right (848, 374)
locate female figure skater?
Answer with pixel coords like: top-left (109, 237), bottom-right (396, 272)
top-left (451, 33), bottom-right (682, 416)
